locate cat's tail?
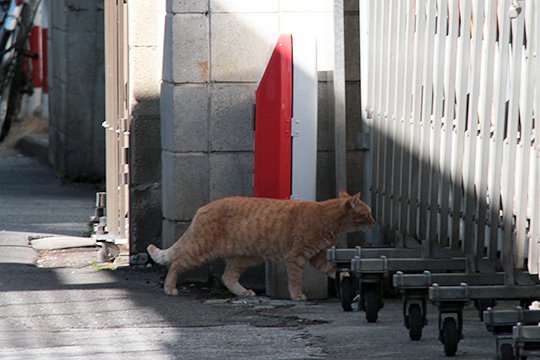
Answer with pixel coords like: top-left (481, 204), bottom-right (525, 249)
top-left (147, 244), bottom-right (171, 266)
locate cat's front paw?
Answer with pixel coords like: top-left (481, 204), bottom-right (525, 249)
top-left (291, 293), bottom-right (307, 301)
top-left (240, 289), bottom-right (256, 297)
top-left (164, 287), bottom-right (179, 296)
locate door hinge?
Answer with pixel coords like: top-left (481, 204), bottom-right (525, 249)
top-left (291, 117), bottom-right (300, 137)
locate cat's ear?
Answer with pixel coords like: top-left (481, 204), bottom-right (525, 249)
top-left (339, 189), bottom-right (350, 198)
top-left (349, 192), bottom-right (362, 209)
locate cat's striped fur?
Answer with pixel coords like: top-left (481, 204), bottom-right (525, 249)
top-left (148, 191), bottom-right (375, 300)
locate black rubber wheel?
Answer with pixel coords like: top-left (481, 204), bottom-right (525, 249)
top-left (499, 343), bottom-right (514, 360)
top-left (442, 317), bottom-right (460, 357)
top-left (408, 303), bottom-right (423, 341)
top-left (340, 276), bottom-right (354, 312)
top-left (364, 286), bottom-right (379, 323)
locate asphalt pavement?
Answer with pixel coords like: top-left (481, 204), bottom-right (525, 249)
top-left (0, 143), bottom-right (501, 359)
top-left (0, 145), bottom-right (96, 236)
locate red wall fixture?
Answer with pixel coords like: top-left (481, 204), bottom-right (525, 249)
top-left (253, 34), bottom-right (293, 199)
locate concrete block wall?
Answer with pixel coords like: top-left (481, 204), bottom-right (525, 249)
top-left (161, 0), bottom-right (363, 295)
top-left (48, 0), bottom-right (105, 181)
top-left (344, 0), bottom-right (364, 246)
top-left (128, 1), bottom-right (165, 255)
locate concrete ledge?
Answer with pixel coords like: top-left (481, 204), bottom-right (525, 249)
top-left (0, 231), bottom-right (41, 265)
top-left (31, 236), bottom-right (96, 250)
top-left (0, 246), bottom-right (38, 265)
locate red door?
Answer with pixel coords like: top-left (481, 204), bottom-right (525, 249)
top-left (254, 34), bottom-right (293, 199)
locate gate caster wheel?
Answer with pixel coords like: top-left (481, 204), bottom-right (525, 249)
top-left (441, 317), bottom-right (460, 357)
top-left (407, 303), bottom-right (424, 341)
top-left (363, 286), bottom-right (380, 323)
top-left (340, 276), bottom-right (354, 312)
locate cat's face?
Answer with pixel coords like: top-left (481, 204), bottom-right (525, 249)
top-left (340, 190), bottom-right (376, 231)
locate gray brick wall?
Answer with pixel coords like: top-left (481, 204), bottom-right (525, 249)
top-left (48, 0), bottom-right (105, 181)
top-left (160, 0), bottom-right (363, 296)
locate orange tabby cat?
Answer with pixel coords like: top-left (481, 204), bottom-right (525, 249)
top-left (147, 190), bottom-right (375, 300)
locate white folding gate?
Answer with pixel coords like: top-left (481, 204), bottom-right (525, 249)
top-left (104, 0), bottom-right (129, 241)
top-left (360, 0), bottom-right (540, 281)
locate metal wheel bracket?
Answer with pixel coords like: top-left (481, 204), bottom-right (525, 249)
top-left (495, 336), bottom-right (514, 360)
top-left (513, 323), bottom-right (540, 358)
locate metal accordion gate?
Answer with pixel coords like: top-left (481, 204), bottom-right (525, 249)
top-left (361, 0), bottom-right (539, 281)
top-left (328, 0), bottom-right (540, 356)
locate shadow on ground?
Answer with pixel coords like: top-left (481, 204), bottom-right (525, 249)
top-left (0, 244), bottom-right (501, 360)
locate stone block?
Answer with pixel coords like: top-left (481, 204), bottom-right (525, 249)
top-left (162, 152), bottom-right (209, 221)
top-left (130, 115), bottom-right (161, 186)
top-left (63, 1), bottom-right (104, 34)
top-left (130, 183), bottom-right (162, 254)
top-left (344, 0), bottom-right (359, 12)
top-left (279, 0), bottom-right (332, 12)
top-left (50, 28), bottom-right (66, 84)
top-left (316, 151), bottom-right (336, 201)
top-left (167, 0), bottom-right (208, 14)
top-left (346, 150), bottom-right (364, 195)
top-left (346, 81), bottom-right (362, 150)
top-left (280, 12), bottom-right (333, 72)
top-left (163, 14), bottom-right (209, 83)
top-left (345, 14), bottom-right (360, 81)
top-left (210, 13), bottom-right (278, 82)
top-left (345, 150), bottom-right (366, 247)
top-left (162, 219), bottom-right (191, 249)
top-left (129, 0), bottom-right (164, 47)
top-left (65, 32), bottom-right (103, 82)
top-left (209, 83), bottom-right (255, 151)
top-left (130, 46), bottom-right (162, 116)
top-left (210, 152), bottom-right (253, 200)
top-left (161, 82), bottom-right (208, 153)
top-left (48, 76), bottom-right (66, 130)
top-left (49, 0), bottom-right (68, 31)
top-left (317, 81), bottom-right (334, 151)
top-left (62, 84), bottom-right (105, 180)
top-left (210, 0), bottom-right (278, 13)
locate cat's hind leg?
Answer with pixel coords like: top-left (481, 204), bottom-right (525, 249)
top-left (163, 261), bottom-right (182, 296)
top-left (222, 256), bottom-right (263, 297)
top-left (163, 250), bottom-right (214, 296)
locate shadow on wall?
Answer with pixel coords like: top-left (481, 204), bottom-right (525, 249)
top-left (129, 97), bottom-right (162, 255)
top-left (364, 113), bottom-right (522, 273)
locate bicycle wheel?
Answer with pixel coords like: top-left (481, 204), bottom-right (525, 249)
top-left (0, 61), bottom-right (23, 142)
top-left (0, 80), bottom-right (11, 137)
top-left (0, 0), bottom-right (41, 142)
